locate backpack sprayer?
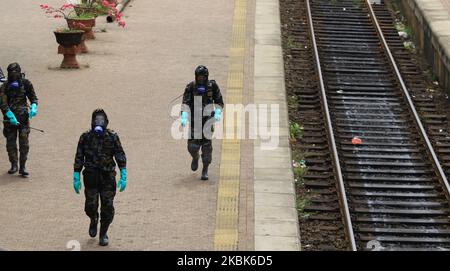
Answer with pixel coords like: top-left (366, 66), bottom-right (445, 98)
top-left (0, 67), bottom-right (44, 133)
top-left (167, 93), bottom-right (184, 120)
top-left (0, 67), bottom-right (5, 85)
top-left (2, 120), bottom-right (45, 133)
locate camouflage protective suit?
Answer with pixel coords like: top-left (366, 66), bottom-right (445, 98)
top-left (0, 77), bottom-right (38, 169)
top-left (74, 109), bottom-right (126, 229)
top-left (182, 79), bottom-right (224, 167)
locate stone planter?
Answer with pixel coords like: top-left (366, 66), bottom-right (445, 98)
top-left (54, 31), bottom-right (84, 69)
top-left (67, 17), bottom-right (96, 40)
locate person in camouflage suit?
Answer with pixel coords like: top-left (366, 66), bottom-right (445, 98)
top-left (0, 63), bottom-right (38, 177)
top-left (180, 65), bottom-right (224, 180)
top-left (73, 108), bottom-right (127, 246)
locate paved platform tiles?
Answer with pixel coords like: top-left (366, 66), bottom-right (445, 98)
top-left (0, 0), bottom-right (299, 251)
top-left (0, 0), bottom-right (233, 251)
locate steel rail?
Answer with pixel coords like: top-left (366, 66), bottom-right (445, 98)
top-left (365, 0), bottom-right (450, 200)
top-left (306, 0), bottom-right (357, 251)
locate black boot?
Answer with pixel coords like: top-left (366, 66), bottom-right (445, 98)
top-left (89, 216), bottom-right (98, 238)
top-left (191, 155), bottom-right (199, 171)
top-left (201, 164), bottom-right (209, 181)
top-left (99, 222), bottom-right (110, 246)
top-left (188, 142), bottom-right (201, 172)
top-left (8, 163), bottom-right (18, 174)
top-left (19, 160), bottom-right (29, 177)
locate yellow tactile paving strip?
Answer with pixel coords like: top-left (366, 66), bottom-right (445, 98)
top-left (213, 0), bottom-right (247, 251)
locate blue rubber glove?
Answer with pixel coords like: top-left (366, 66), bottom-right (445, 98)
top-left (180, 111), bottom-right (188, 127)
top-left (73, 172), bottom-right (81, 194)
top-left (5, 110), bottom-right (19, 126)
top-left (29, 103), bottom-right (38, 119)
top-left (214, 108), bottom-right (222, 122)
top-left (118, 168), bottom-right (127, 192)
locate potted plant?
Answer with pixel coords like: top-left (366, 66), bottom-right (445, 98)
top-left (74, 1), bottom-right (126, 29)
top-left (54, 28), bottom-right (84, 68)
top-left (67, 13), bottom-right (97, 40)
top-left (66, 0), bottom-right (125, 39)
top-left (40, 4), bottom-right (85, 68)
top-left (74, 0), bottom-right (118, 17)
top-left (73, 0), bottom-right (100, 17)
top-left (41, 3), bottom-right (92, 52)
top-left (54, 28), bottom-right (84, 47)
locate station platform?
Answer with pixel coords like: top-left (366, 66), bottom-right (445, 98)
top-left (399, 0), bottom-right (450, 92)
top-left (0, 0), bottom-right (299, 251)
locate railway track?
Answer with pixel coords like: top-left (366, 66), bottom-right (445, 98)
top-left (281, 0), bottom-right (348, 250)
top-left (305, 0), bottom-right (450, 250)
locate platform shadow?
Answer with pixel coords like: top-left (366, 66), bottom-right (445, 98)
top-left (81, 238), bottom-right (123, 251)
top-left (0, 172), bottom-right (30, 186)
top-left (47, 63), bottom-right (90, 71)
top-left (175, 171), bottom-right (216, 187)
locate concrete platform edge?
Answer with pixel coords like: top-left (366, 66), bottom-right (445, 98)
top-left (399, 0), bottom-right (450, 92)
top-left (253, 0), bottom-right (301, 251)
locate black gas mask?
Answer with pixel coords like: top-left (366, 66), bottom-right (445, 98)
top-left (196, 75), bottom-right (207, 94)
top-left (93, 114), bottom-right (106, 136)
top-left (194, 65), bottom-right (209, 94)
top-left (7, 63), bottom-right (22, 90)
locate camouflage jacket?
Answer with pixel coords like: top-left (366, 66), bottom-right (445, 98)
top-left (0, 79), bottom-right (38, 117)
top-left (182, 80), bottom-right (224, 111)
top-left (74, 129), bottom-right (127, 172)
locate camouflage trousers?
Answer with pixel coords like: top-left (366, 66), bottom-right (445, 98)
top-left (187, 139), bottom-right (212, 166)
top-left (83, 168), bottom-right (117, 225)
top-left (3, 122), bottom-right (30, 164)
top-left (187, 117), bottom-right (214, 165)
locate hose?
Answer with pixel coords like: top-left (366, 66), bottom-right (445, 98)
top-left (167, 93), bottom-right (184, 120)
top-left (107, 0), bottom-right (132, 22)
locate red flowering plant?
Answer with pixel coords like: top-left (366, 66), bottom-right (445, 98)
top-left (40, 3), bottom-right (76, 20)
top-left (75, 0), bottom-right (112, 17)
top-left (72, 0), bottom-right (126, 28)
top-left (101, 0), bottom-right (126, 28)
top-left (40, 2), bottom-right (125, 29)
top-left (40, 3), bottom-right (87, 32)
